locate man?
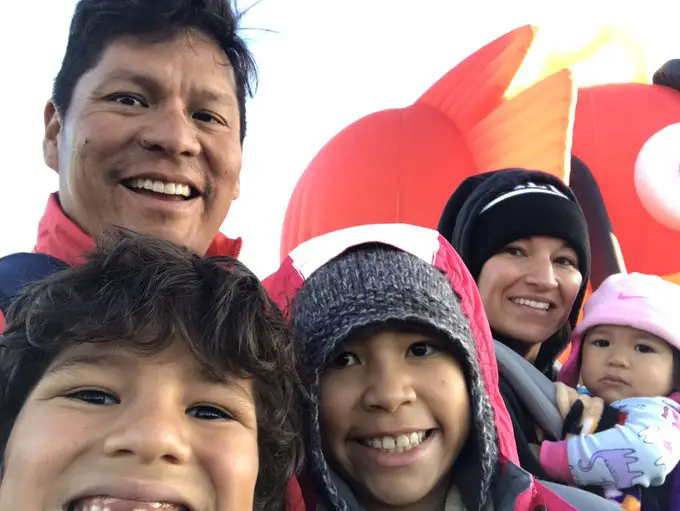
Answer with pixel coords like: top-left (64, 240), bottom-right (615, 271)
top-left (0, 1), bottom-right (307, 508)
top-left (1, 0), bottom-right (251, 321)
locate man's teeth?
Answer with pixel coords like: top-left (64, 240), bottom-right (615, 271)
top-left (363, 431), bottom-right (427, 452)
top-left (71, 497), bottom-right (183, 511)
top-left (512, 298), bottom-right (550, 311)
top-left (128, 178), bottom-right (192, 197)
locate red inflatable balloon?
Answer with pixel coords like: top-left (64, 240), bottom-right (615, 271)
top-left (280, 25), bottom-right (576, 261)
top-left (278, 22), bottom-right (680, 294)
top-left (571, 60), bottom-right (680, 286)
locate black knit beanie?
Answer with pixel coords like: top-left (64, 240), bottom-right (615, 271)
top-left (292, 245), bottom-right (498, 511)
top-left (437, 169), bottom-right (591, 371)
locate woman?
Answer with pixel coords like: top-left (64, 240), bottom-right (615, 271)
top-left (438, 168), bottom-right (590, 377)
top-left (437, 168), bottom-right (592, 476)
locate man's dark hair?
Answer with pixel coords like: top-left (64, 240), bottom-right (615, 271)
top-left (54, 0), bottom-right (257, 143)
top-left (0, 232), bottom-right (301, 511)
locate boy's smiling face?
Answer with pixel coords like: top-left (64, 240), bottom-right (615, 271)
top-left (318, 329), bottom-right (470, 508)
top-left (0, 340), bottom-right (259, 511)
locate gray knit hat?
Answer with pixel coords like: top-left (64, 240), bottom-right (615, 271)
top-left (292, 245), bottom-right (498, 511)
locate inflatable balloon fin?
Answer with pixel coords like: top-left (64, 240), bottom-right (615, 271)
top-left (468, 69), bottom-right (576, 182)
top-left (416, 24), bottom-right (537, 133)
top-left (278, 25), bottom-right (579, 262)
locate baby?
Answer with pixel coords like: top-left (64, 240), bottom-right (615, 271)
top-left (543, 272), bottom-right (680, 510)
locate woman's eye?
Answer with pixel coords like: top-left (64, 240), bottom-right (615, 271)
top-left (329, 352), bottom-right (360, 368)
top-left (502, 246), bottom-right (524, 257)
top-left (66, 389), bottom-right (119, 406)
top-left (407, 343), bottom-right (439, 358)
top-left (187, 405), bottom-right (234, 421)
top-left (555, 256), bottom-right (577, 268)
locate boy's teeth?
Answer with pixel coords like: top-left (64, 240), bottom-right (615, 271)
top-left (363, 431), bottom-right (427, 452)
top-left (128, 178), bottom-right (192, 197)
top-left (72, 497), bottom-right (182, 511)
top-left (512, 297), bottom-right (550, 310)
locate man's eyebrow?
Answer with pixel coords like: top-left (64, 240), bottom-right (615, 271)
top-left (99, 70), bottom-right (161, 94)
top-left (99, 70), bottom-right (237, 107)
top-left (195, 88), bottom-right (237, 107)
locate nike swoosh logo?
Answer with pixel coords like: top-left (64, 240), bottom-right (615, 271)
top-left (618, 292), bottom-right (646, 300)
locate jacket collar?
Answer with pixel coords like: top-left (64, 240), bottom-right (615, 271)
top-left (33, 193), bottom-right (242, 265)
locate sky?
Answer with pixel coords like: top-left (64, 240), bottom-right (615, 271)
top-left (1, 1), bottom-right (678, 277)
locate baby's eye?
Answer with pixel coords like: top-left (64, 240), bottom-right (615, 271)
top-left (407, 343), bottom-right (439, 358)
top-left (635, 344), bottom-right (655, 354)
top-left (591, 339), bottom-right (610, 348)
top-left (66, 389), bottom-right (119, 406)
top-left (187, 405), bottom-right (234, 421)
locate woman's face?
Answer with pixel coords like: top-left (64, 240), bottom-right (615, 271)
top-left (477, 236), bottom-right (583, 360)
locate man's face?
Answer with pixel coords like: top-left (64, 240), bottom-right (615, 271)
top-left (0, 340), bottom-right (259, 510)
top-left (43, 30), bottom-right (242, 255)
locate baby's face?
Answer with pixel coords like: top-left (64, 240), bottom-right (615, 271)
top-left (0, 340), bottom-right (259, 511)
top-left (581, 324), bottom-right (674, 403)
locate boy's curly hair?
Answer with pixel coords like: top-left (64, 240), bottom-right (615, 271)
top-left (0, 231), bottom-right (302, 511)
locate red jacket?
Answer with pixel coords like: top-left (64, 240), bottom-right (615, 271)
top-left (0, 193), bottom-right (305, 511)
top-left (34, 193), bottom-right (243, 266)
top-left (0, 193), bottom-right (242, 328)
top-left (267, 223), bottom-right (582, 510)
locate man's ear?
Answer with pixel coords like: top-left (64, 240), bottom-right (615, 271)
top-left (233, 176), bottom-right (240, 201)
top-left (43, 100), bottom-right (62, 173)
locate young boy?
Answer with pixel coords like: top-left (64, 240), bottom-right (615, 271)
top-left (0, 232), bottom-right (302, 511)
top-left (267, 223), bottom-right (618, 511)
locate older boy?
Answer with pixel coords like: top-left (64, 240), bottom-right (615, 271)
top-left (0, 233), bottom-right (301, 511)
